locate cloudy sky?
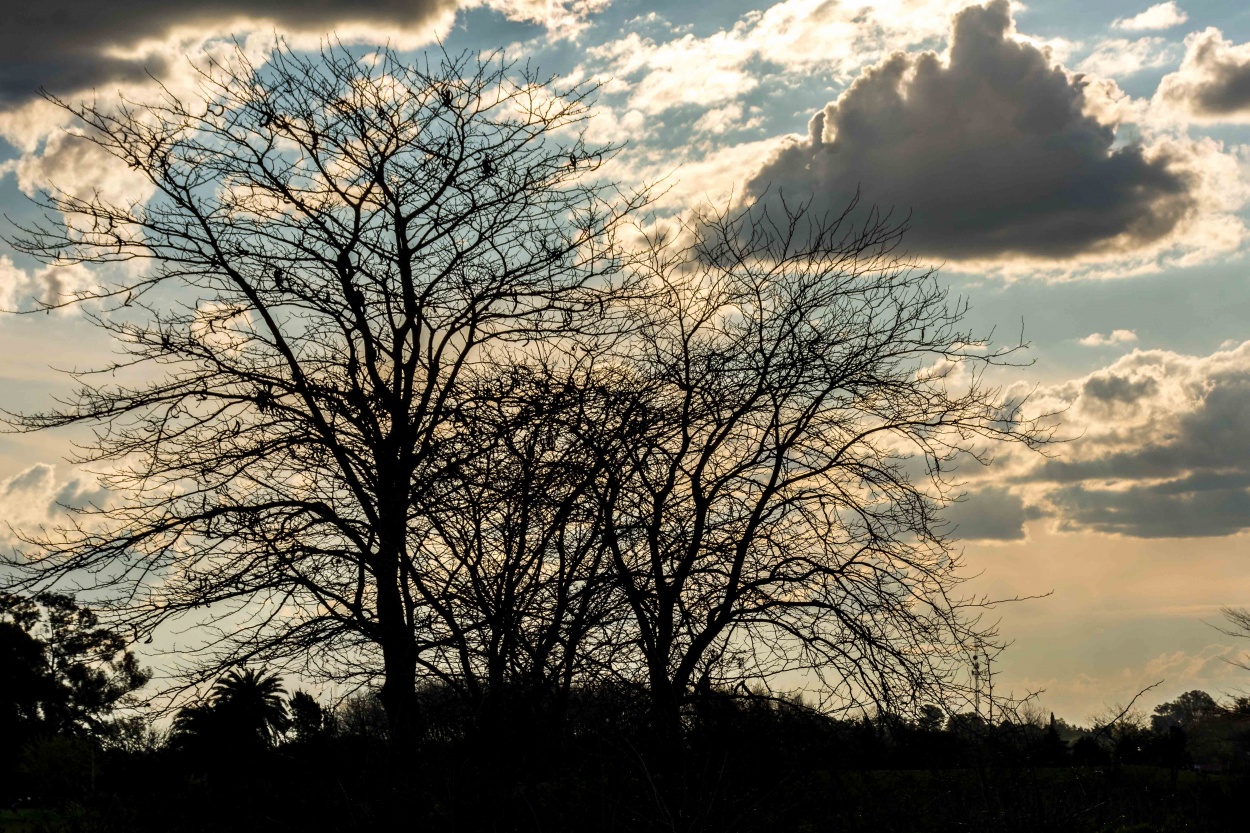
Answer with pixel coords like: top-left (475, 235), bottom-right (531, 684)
top-left (3, 0), bottom-right (1250, 721)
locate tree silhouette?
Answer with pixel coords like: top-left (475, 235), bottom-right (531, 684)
top-left (210, 668), bottom-right (290, 747)
top-left (3, 42), bottom-right (652, 743)
top-left (287, 689), bottom-right (325, 743)
top-left (588, 201), bottom-right (1050, 755)
top-left (0, 591), bottom-right (149, 741)
top-left (173, 668), bottom-right (289, 750)
top-left (3, 37), bottom-right (1047, 768)
top-left (419, 362), bottom-right (634, 732)
top-left (1150, 689), bottom-right (1219, 733)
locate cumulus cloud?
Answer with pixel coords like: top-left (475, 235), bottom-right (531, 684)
top-left (0, 463), bottom-right (107, 546)
top-left (944, 486), bottom-right (1043, 541)
top-left (0, 256), bottom-right (97, 312)
top-left (692, 102), bottom-right (764, 136)
top-left (7, 130), bottom-right (156, 207)
top-left (1079, 329), bottom-right (1138, 347)
top-left (742, 0), bottom-right (1244, 269)
top-left (1019, 341), bottom-right (1250, 537)
top-left (1156, 28), bottom-right (1250, 121)
top-left (1113, 2), bottom-right (1188, 32)
top-left (740, 0), bottom-right (1210, 262)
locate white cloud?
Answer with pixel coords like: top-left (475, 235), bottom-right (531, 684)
top-left (1079, 329), bottom-right (1139, 347)
top-left (0, 462), bottom-right (108, 547)
top-left (1077, 37), bottom-right (1180, 78)
top-left (1141, 644), bottom-right (1243, 683)
top-left (603, 135), bottom-right (791, 215)
top-left (1113, 2), bottom-right (1188, 32)
top-left (579, 0), bottom-right (976, 117)
top-left (0, 256), bottom-right (97, 313)
top-left (473, 0), bottom-right (612, 39)
top-left (8, 130), bottom-right (156, 208)
top-left (691, 102), bottom-right (764, 136)
top-left (583, 31), bottom-right (759, 115)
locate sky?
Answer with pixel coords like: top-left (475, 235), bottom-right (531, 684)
top-left (2, 0), bottom-right (1250, 722)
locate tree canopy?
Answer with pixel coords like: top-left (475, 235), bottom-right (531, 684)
top-left (0, 592), bottom-right (149, 746)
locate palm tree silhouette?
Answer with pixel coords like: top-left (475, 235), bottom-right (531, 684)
top-left (209, 668), bottom-right (290, 747)
top-left (173, 668), bottom-right (291, 751)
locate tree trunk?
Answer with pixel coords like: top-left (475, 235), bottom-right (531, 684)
top-left (646, 665), bottom-right (692, 828)
top-left (648, 663), bottom-right (685, 770)
top-left (375, 504), bottom-right (419, 749)
top-left (378, 636), bottom-right (418, 748)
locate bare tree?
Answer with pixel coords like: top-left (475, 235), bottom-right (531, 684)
top-left (1220, 606), bottom-right (1250, 671)
top-left (3, 42), bottom-right (651, 742)
top-left (414, 358), bottom-right (634, 726)
top-left (590, 199), bottom-right (1051, 752)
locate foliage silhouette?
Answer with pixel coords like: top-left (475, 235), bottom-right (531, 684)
top-left (3, 681), bottom-right (1249, 832)
top-left (286, 689), bottom-right (325, 743)
top-left (172, 668), bottom-right (289, 750)
top-left (0, 592), bottom-right (149, 742)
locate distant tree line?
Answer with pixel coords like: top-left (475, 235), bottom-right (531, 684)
top-left (4, 592), bottom-right (1250, 831)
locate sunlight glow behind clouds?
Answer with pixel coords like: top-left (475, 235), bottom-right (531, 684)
top-left (0, 1), bottom-right (462, 108)
top-left (579, 0), bottom-right (973, 116)
top-left (1018, 341), bottom-right (1250, 537)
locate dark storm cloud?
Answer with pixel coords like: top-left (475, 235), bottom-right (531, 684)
top-left (944, 487), bottom-right (1043, 541)
top-left (1158, 28), bottom-right (1250, 118)
top-left (0, 0), bottom-right (456, 108)
top-left (744, 0), bottom-right (1196, 261)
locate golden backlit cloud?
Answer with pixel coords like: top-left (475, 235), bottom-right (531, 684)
top-left (1156, 28), bottom-right (1250, 123)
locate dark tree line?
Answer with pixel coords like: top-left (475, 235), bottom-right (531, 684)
top-left (1, 40), bottom-right (1052, 793)
top-left (4, 619), bottom-right (1248, 833)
